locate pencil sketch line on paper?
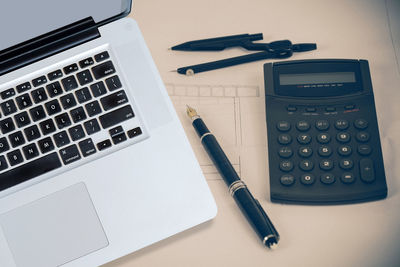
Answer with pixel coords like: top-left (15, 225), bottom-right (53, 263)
top-left (164, 83), bottom-right (261, 178)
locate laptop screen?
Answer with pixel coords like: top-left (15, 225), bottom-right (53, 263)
top-left (0, 0), bottom-right (131, 51)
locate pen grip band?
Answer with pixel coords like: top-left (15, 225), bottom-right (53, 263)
top-left (232, 187), bottom-right (280, 245)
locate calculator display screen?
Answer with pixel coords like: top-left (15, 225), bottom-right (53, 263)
top-left (279, 72), bottom-right (356, 85)
top-left (272, 60), bottom-right (364, 97)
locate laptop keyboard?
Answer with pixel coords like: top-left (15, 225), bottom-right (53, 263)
top-left (0, 50), bottom-right (145, 193)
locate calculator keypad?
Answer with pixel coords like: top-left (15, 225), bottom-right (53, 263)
top-left (276, 116), bottom-right (372, 186)
top-left (267, 100), bottom-right (387, 204)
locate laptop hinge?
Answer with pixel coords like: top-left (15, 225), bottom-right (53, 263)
top-left (0, 17), bottom-right (100, 76)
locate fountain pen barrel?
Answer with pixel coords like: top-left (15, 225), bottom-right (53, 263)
top-left (192, 118), bottom-right (240, 186)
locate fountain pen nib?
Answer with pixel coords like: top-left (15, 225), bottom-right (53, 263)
top-left (186, 105), bottom-right (198, 119)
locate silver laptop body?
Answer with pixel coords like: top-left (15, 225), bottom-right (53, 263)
top-left (0, 1), bottom-right (216, 266)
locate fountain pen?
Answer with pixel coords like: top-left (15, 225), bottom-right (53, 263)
top-left (186, 106), bottom-right (280, 248)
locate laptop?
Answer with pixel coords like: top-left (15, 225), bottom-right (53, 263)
top-left (0, 1), bottom-right (217, 266)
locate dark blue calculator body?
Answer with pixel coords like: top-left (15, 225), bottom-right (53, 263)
top-left (264, 59), bottom-right (387, 204)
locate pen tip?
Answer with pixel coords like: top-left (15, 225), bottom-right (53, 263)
top-left (186, 105), bottom-right (198, 119)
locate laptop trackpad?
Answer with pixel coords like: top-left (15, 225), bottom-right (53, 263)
top-left (0, 183), bottom-right (108, 267)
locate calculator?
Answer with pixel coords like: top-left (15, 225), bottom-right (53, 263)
top-left (264, 59), bottom-right (387, 204)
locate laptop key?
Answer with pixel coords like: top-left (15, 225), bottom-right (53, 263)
top-left (32, 76), bottom-right (47, 87)
top-left (109, 126), bottom-right (127, 144)
top-left (9, 131), bottom-right (26, 148)
top-left (45, 99), bottom-right (62, 115)
top-left (31, 87), bottom-right (48, 103)
top-left (69, 125), bottom-right (85, 141)
top-left (97, 139), bottom-right (112, 151)
top-left (53, 131), bottom-right (70, 148)
top-left (46, 81), bottom-right (63, 97)
top-left (100, 90), bottom-right (128, 111)
top-left (39, 119), bottom-right (56, 135)
top-left (38, 137), bottom-right (55, 154)
top-left (85, 100), bottom-right (102, 117)
top-left (14, 111), bottom-right (31, 128)
top-left (92, 61), bottom-right (116, 79)
top-left (61, 75), bottom-right (78, 91)
top-left (79, 57), bottom-right (94, 68)
top-left (59, 93), bottom-right (77, 110)
top-left (48, 69), bottom-right (63, 81)
top-left (94, 51), bottom-right (109, 62)
top-left (7, 149), bottom-right (23, 166)
top-left (29, 106), bottom-right (46, 121)
top-left (105, 75), bottom-right (122, 91)
top-left (0, 155), bottom-right (8, 171)
top-left (59, 144), bottom-right (81, 165)
top-left (79, 138), bottom-right (96, 157)
top-left (127, 127), bottom-right (142, 138)
top-left (16, 93), bottom-right (33, 109)
top-left (90, 81), bottom-right (107, 97)
top-left (0, 137), bottom-right (10, 153)
top-left (77, 70), bottom-right (93, 86)
top-left (16, 82), bottom-right (31, 93)
top-left (84, 119), bottom-right (101, 135)
top-left (75, 87), bottom-right (92, 103)
top-left (55, 113), bottom-right (72, 129)
top-left (70, 107), bottom-right (87, 123)
top-left (0, 152), bottom-right (62, 192)
top-left (1, 88), bottom-right (16, 100)
top-left (0, 118), bottom-right (15, 134)
top-left (99, 105), bottom-right (134, 129)
top-left (63, 63), bottom-right (79, 74)
top-left (24, 125), bottom-right (41, 142)
top-left (22, 143), bottom-right (40, 160)
top-left (1, 99), bottom-right (17, 116)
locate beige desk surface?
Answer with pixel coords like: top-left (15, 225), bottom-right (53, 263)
top-left (106, 0), bottom-right (400, 266)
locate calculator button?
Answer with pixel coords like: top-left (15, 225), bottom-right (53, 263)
top-left (341, 173), bottom-right (355, 184)
top-left (336, 132), bottom-right (351, 143)
top-left (297, 134), bottom-right (311, 144)
top-left (305, 107), bottom-right (316, 112)
top-left (338, 145), bottom-right (352, 156)
top-left (359, 158), bottom-right (375, 183)
top-left (299, 160), bottom-right (313, 171)
top-left (298, 146), bottom-right (312, 158)
top-left (325, 107), bottom-right (336, 112)
top-left (278, 134), bottom-right (292, 145)
top-left (301, 174), bottom-right (315, 185)
top-left (320, 159), bottom-right (334, 171)
top-left (340, 159), bottom-right (353, 170)
top-left (278, 147), bottom-right (293, 158)
top-left (356, 132), bottom-right (370, 142)
top-left (358, 145), bottom-right (372, 156)
top-left (286, 106), bottom-right (297, 112)
top-left (317, 133), bottom-right (330, 144)
top-left (280, 160), bottom-right (294, 172)
top-left (354, 119), bottom-right (368, 129)
top-left (320, 173), bottom-right (335, 184)
top-left (335, 119), bottom-right (349, 130)
top-left (277, 121), bottom-right (291, 132)
top-left (315, 120), bottom-right (329, 131)
top-left (318, 146), bottom-right (332, 157)
top-left (280, 174), bottom-right (295, 186)
top-left (296, 121), bottom-right (310, 131)
top-left (344, 104), bottom-right (355, 110)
